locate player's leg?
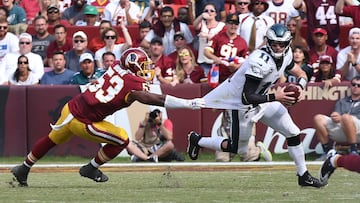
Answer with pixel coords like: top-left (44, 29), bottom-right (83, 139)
top-left (259, 101), bottom-right (324, 187)
top-left (341, 114), bottom-right (359, 154)
top-left (313, 114), bottom-right (333, 160)
top-left (77, 120), bottom-right (129, 182)
top-left (11, 104), bottom-right (74, 187)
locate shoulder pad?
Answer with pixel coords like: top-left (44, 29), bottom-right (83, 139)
top-left (248, 53), bottom-right (272, 77)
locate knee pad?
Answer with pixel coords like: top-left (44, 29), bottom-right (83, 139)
top-left (287, 135), bottom-right (300, 146)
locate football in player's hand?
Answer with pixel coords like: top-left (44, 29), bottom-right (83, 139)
top-left (284, 83), bottom-right (300, 102)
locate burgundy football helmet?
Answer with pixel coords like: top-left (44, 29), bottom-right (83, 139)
top-left (120, 48), bottom-right (154, 81)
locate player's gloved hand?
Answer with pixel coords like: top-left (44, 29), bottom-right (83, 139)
top-left (164, 95), bottom-right (205, 109)
top-left (185, 98), bottom-right (206, 109)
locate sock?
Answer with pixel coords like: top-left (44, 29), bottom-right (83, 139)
top-left (24, 136), bottom-right (56, 168)
top-left (337, 154), bottom-right (360, 173)
top-left (288, 144), bottom-right (307, 176)
top-left (322, 143), bottom-right (331, 153)
top-left (198, 136), bottom-right (225, 151)
top-left (94, 143), bottom-right (127, 166)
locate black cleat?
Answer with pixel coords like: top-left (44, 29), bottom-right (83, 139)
top-left (298, 171), bottom-right (325, 188)
top-left (11, 164), bottom-right (30, 187)
top-left (79, 163), bottom-right (108, 183)
top-left (319, 149), bottom-right (337, 185)
top-left (187, 131), bottom-right (202, 160)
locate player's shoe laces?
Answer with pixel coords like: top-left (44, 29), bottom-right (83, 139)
top-left (11, 164), bottom-right (30, 187)
top-left (256, 141), bottom-right (272, 161)
top-left (79, 163), bottom-right (108, 182)
top-left (187, 131), bottom-right (202, 160)
top-left (319, 149), bottom-right (337, 185)
top-left (298, 171), bottom-right (324, 188)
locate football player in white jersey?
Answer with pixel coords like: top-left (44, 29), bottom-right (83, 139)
top-left (187, 24), bottom-right (325, 188)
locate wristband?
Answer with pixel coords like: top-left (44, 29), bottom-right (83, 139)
top-left (297, 77), bottom-right (307, 90)
top-left (267, 93), bottom-right (276, 102)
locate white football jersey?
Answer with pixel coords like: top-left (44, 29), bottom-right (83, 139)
top-left (204, 47), bottom-right (293, 110)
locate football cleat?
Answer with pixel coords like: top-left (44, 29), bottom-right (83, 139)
top-left (79, 163), bottom-right (108, 183)
top-left (187, 131), bottom-right (202, 160)
top-left (319, 149), bottom-right (337, 185)
top-left (11, 164), bottom-right (30, 187)
top-left (298, 171), bottom-right (325, 188)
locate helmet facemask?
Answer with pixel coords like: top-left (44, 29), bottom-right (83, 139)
top-left (265, 24), bottom-right (292, 59)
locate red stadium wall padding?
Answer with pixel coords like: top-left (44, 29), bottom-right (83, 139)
top-left (1, 86), bottom-right (28, 156)
top-left (160, 84), bottom-right (203, 151)
top-left (26, 86), bottom-right (101, 157)
top-left (0, 83), bottom-right (352, 157)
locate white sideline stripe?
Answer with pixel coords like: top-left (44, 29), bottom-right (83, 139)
top-left (0, 161), bottom-right (324, 168)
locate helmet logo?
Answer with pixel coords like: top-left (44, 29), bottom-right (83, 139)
top-left (126, 53), bottom-right (138, 66)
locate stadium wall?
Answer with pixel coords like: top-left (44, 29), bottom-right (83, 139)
top-left (0, 83), bottom-right (350, 157)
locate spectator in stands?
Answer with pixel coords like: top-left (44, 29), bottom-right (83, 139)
top-left (65, 31), bottom-right (94, 72)
top-left (31, 15), bottom-right (55, 67)
top-left (205, 14), bottom-right (248, 83)
top-left (38, 0), bottom-right (52, 19)
top-left (0, 6), bottom-right (9, 21)
top-left (168, 32), bottom-right (198, 63)
top-left (131, 109), bottom-right (185, 162)
top-left (336, 0), bottom-right (360, 27)
top-left (103, 0), bottom-right (141, 26)
top-left (0, 18), bottom-right (19, 63)
top-left (177, 6), bottom-right (194, 25)
top-left (47, 5), bottom-right (72, 27)
top-left (173, 47), bottom-right (206, 84)
top-left (194, 2), bottom-right (225, 75)
top-left (264, 0), bottom-right (299, 25)
top-left (2, 0), bottom-right (27, 35)
top-left (58, 0), bottom-right (72, 14)
top-left (1, 33), bottom-right (44, 81)
top-left (282, 45), bottom-right (313, 83)
top-left (75, 5), bottom-right (100, 26)
top-left (132, 20), bottom-right (152, 49)
top-left (62, 0), bottom-right (88, 25)
top-left (20, 0), bottom-right (41, 24)
top-left (286, 17), bottom-right (308, 50)
top-left (130, 0), bottom-right (148, 17)
top-left (238, 0), bottom-right (274, 53)
top-left (100, 51), bottom-right (115, 70)
top-left (95, 24), bottom-right (132, 69)
top-left (234, 0), bottom-right (250, 15)
top-left (195, 0), bottom-right (226, 22)
top-left (141, 6), bottom-right (193, 56)
top-left (46, 24), bottom-right (73, 68)
top-left (293, 0), bottom-right (353, 48)
top-left (8, 55), bottom-right (39, 85)
top-left (87, 20), bottom-right (125, 53)
top-left (149, 37), bottom-right (175, 85)
top-left (313, 75), bottom-right (360, 161)
top-left (310, 55), bottom-right (342, 88)
top-left (142, 0), bottom-right (163, 23)
top-left (40, 51), bottom-right (75, 85)
top-left (70, 53), bottom-right (104, 85)
top-left (308, 27), bottom-right (338, 72)
top-left (337, 27), bottom-right (360, 81)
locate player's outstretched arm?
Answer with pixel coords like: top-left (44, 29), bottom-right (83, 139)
top-left (128, 90), bottom-right (205, 109)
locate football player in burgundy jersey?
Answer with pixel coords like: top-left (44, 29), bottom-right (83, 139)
top-left (11, 48), bottom-right (205, 187)
top-left (188, 24), bottom-right (325, 188)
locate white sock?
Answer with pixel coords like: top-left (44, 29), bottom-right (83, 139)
top-left (288, 144), bottom-right (307, 176)
top-left (330, 154), bottom-right (339, 167)
top-left (90, 158), bottom-right (100, 168)
top-left (198, 136), bottom-right (225, 151)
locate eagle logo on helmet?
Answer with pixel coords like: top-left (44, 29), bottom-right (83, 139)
top-left (120, 48), bottom-right (154, 81)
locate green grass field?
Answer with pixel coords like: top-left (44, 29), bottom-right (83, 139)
top-left (1, 161), bottom-right (360, 203)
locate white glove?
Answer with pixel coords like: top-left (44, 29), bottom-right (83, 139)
top-left (164, 95), bottom-right (205, 109)
top-left (185, 98), bottom-right (206, 109)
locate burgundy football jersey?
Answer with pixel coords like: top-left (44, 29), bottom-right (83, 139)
top-left (208, 32), bottom-right (248, 83)
top-left (68, 66), bottom-right (147, 124)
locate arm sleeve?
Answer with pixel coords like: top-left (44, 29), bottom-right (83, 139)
top-left (241, 75), bottom-right (275, 106)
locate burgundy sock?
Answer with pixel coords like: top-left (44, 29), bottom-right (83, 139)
top-left (337, 154), bottom-right (360, 173)
top-left (94, 142), bottom-right (128, 165)
top-left (25, 136), bottom-right (56, 167)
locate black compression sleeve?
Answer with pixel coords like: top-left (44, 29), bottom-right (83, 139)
top-left (241, 75), bottom-right (275, 105)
